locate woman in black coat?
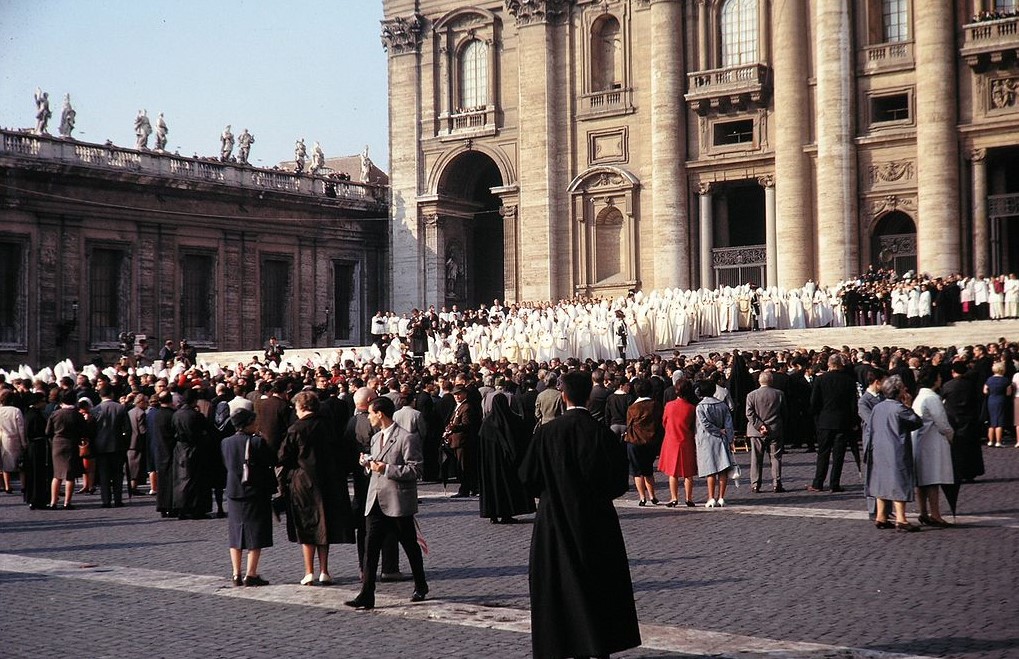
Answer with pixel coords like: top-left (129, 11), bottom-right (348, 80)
top-left (477, 393), bottom-right (535, 524)
top-left (278, 391), bottom-right (356, 586)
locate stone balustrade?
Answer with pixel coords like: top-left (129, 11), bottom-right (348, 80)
top-left (685, 63), bottom-right (771, 115)
top-left (962, 14), bottom-right (1019, 70)
top-left (0, 129), bottom-right (387, 208)
top-left (858, 41), bottom-right (914, 74)
top-left (578, 88), bottom-right (635, 119)
top-left (441, 107), bottom-right (496, 138)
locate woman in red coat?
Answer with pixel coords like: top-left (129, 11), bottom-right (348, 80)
top-left (660, 379), bottom-right (699, 507)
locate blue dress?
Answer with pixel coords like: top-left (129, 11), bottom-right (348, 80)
top-left (985, 375), bottom-right (1009, 428)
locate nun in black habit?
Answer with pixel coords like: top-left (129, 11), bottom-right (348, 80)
top-left (477, 393), bottom-right (535, 524)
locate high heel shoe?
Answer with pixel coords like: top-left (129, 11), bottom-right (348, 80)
top-left (895, 522), bottom-right (921, 532)
top-left (665, 500), bottom-right (679, 508)
top-left (874, 520), bottom-right (895, 529)
top-left (917, 514), bottom-right (933, 526)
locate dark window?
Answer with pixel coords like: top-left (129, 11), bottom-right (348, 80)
top-left (0, 241), bottom-right (25, 346)
top-left (333, 262), bottom-right (355, 342)
top-left (90, 248), bottom-right (127, 345)
top-left (872, 94), bottom-right (909, 123)
top-left (713, 119), bottom-right (754, 146)
top-left (181, 253), bottom-right (216, 344)
top-left (261, 258), bottom-right (292, 343)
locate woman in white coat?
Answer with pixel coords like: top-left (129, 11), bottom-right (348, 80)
top-left (911, 367), bottom-right (955, 527)
top-left (0, 388), bottom-right (27, 493)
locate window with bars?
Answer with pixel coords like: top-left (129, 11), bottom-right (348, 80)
top-left (721, 0), bottom-right (759, 67)
top-left (261, 258), bottom-right (292, 343)
top-left (882, 0), bottom-right (908, 43)
top-left (89, 247), bottom-right (127, 345)
top-left (181, 253), bottom-right (216, 344)
top-left (459, 39), bottom-right (488, 110)
top-left (591, 15), bottom-right (622, 92)
top-left (0, 241), bottom-right (26, 347)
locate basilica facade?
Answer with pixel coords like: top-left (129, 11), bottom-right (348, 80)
top-left (382, 0), bottom-right (1019, 311)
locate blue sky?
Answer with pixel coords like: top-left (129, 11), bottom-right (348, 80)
top-left (0, 0), bottom-right (390, 169)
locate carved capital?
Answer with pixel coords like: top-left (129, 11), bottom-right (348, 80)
top-left (422, 213), bottom-right (441, 228)
top-left (971, 148), bottom-right (987, 162)
top-left (499, 204), bottom-right (518, 220)
top-left (505, 0), bottom-right (571, 26)
top-left (757, 175), bottom-right (775, 189)
top-left (696, 181), bottom-right (713, 196)
top-left (381, 14), bottom-right (425, 54)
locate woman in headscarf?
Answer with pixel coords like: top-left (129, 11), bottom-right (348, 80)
top-left (864, 375), bottom-right (924, 532)
top-left (477, 392), bottom-right (535, 524)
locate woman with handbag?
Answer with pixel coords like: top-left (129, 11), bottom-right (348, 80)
top-left (694, 378), bottom-right (735, 508)
top-left (625, 378), bottom-right (663, 506)
top-left (75, 398), bottom-right (97, 494)
top-left (45, 391), bottom-right (89, 509)
top-left (221, 407), bottom-right (275, 586)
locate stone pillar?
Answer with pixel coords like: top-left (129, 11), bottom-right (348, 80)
top-left (814, 0), bottom-right (857, 285)
top-left (510, 0), bottom-right (571, 302)
top-left (972, 149), bottom-right (989, 276)
top-left (650, 0), bottom-right (690, 289)
top-left (697, 0), bottom-right (709, 71)
top-left (772, 0), bottom-right (813, 286)
top-left (916, 2), bottom-right (960, 274)
top-left (698, 183), bottom-right (713, 288)
top-left (760, 176), bottom-right (777, 287)
top-left (382, 13), bottom-right (425, 312)
top-left (422, 214), bottom-right (442, 305)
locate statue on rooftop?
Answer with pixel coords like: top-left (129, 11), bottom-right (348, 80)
top-left (310, 141), bottom-right (325, 175)
top-left (135, 109), bottom-right (152, 149)
top-left (360, 144), bottom-right (373, 183)
top-left (237, 128), bottom-right (254, 164)
top-left (294, 138), bottom-right (307, 173)
top-left (220, 124), bottom-right (234, 161)
top-left (34, 88), bottom-right (52, 134)
top-left (154, 113), bottom-right (168, 150)
top-left (58, 94), bottom-right (75, 138)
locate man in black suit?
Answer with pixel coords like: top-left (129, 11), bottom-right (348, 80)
top-left (586, 368), bottom-right (610, 424)
top-left (519, 370), bottom-right (640, 659)
top-left (808, 354), bottom-right (858, 492)
top-left (940, 360), bottom-right (985, 482)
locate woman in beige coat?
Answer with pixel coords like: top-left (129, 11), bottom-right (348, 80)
top-left (0, 388), bottom-right (27, 494)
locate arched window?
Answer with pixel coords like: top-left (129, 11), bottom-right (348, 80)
top-left (595, 206), bottom-right (624, 282)
top-left (882, 0), bottom-right (908, 43)
top-left (459, 39), bottom-right (488, 110)
top-left (721, 0), bottom-right (758, 67)
top-left (591, 15), bottom-right (622, 92)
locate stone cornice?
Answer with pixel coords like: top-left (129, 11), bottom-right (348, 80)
top-left (505, 0), bottom-right (572, 26)
top-left (381, 14), bottom-right (425, 55)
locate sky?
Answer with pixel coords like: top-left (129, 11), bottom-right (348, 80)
top-left (0, 0), bottom-right (390, 170)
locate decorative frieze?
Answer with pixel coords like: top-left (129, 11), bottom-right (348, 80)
top-left (381, 14), bottom-right (425, 54)
top-left (868, 194), bottom-right (917, 217)
top-left (868, 160), bottom-right (915, 185)
top-left (505, 0), bottom-right (571, 26)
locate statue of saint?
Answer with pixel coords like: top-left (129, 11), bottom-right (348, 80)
top-left (294, 138), bottom-right (307, 173)
top-left (58, 94), bottom-right (75, 137)
top-left (34, 88), bottom-right (52, 134)
top-left (310, 141), bottom-right (325, 175)
top-left (237, 128), bottom-right (254, 164)
top-left (154, 113), bottom-right (168, 150)
top-left (134, 109), bottom-right (152, 149)
top-left (220, 124), bottom-right (234, 161)
top-left (445, 252), bottom-right (461, 295)
top-left (360, 144), bottom-right (373, 183)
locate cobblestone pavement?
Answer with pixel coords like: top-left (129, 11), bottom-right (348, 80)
top-left (2, 322), bottom-right (1019, 658)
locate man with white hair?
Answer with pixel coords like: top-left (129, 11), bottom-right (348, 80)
top-left (745, 370), bottom-right (786, 493)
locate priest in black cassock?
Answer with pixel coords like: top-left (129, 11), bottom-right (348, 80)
top-left (477, 392), bottom-right (535, 524)
top-left (519, 370), bottom-right (641, 659)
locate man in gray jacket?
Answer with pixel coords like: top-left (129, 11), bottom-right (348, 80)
top-left (345, 396), bottom-right (428, 610)
top-left (745, 369), bottom-right (785, 493)
top-left (92, 384), bottom-right (130, 507)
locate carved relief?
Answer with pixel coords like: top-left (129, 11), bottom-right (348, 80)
top-left (505, 0), bottom-right (571, 26)
top-left (869, 195), bottom-right (917, 217)
top-left (757, 174), bottom-right (775, 188)
top-left (868, 160), bottom-right (915, 185)
top-left (990, 77), bottom-right (1018, 109)
top-left (584, 172), bottom-right (626, 190)
top-left (381, 14), bottom-right (425, 54)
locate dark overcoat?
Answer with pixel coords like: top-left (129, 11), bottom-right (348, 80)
top-left (519, 408), bottom-right (641, 658)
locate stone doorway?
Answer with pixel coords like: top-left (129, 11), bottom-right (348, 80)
top-left (872, 211), bottom-right (917, 275)
top-left (436, 151), bottom-right (505, 308)
top-left (707, 180), bottom-right (768, 287)
top-left (988, 146), bottom-right (1019, 276)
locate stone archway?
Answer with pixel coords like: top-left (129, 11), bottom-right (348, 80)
top-left (434, 150), bottom-right (506, 308)
top-left (872, 210), bottom-right (917, 274)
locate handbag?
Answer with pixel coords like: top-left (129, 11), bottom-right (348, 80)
top-left (78, 440), bottom-right (91, 459)
top-left (241, 436), bottom-right (253, 486)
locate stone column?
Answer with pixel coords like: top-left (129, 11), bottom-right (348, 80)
top-left (760, 176), bottom-right (777, 286)
top-left (697, 0), bottom-right (709, 71)
top-left (509, 0), bottom-right (571, 301)
top-left (422, 214), bottom-right (442, 304)
top-left (650, 0), bottom-right (689, 289)
top-left (972, 148), bottom-right (989, 276)
top-left (814, 0), bottom-right (857, 285)
top-left (382, 13), bottom-right (425, 312)
top-left (698, 183), bottom-right (713, 288)
top-left (771, 0), bottom-right (813, 286)
top-left (916, 2), bottom-right (960, 274)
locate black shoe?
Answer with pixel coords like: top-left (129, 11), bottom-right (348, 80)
top-left (216, 511), bottom-right (227, 519)
top-left (243, 575), bottom-right (269, 587)
top-left (62, 504), bottom-right (76, 510)
top-left (830, 486), bottom-right (845, 493)
top-left (637, 499), bottom-right (646, 507)
top-left (101, 503), bottom-right (112, 509)
top-left (665, 500), bottom-right (678, 508)
top-left (650, 498), bottom-right (660, 505)
top-left (113, 501), bottom-right (125, 507)
top-left (751, 484), bottom-right (761, 493)
top-left (344, 595), bottom-right (375, 610)
top-left (684, 500), bottom-right (695, 507)
top-left (410, 589), bottom-right (428, 603)
top-left (773, 484), bottom-right (786, 493)
top-left (232, 574), bottom-right (244, 587)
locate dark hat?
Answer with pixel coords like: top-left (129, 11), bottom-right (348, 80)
top-left (451, 384), bottom-right (467, 394)
top-left (230, 407), bottom-right (257, 429)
